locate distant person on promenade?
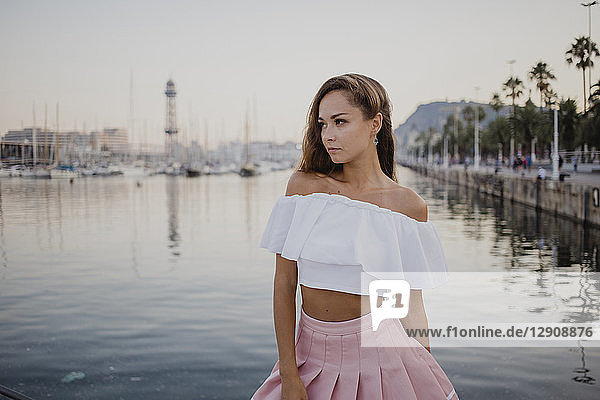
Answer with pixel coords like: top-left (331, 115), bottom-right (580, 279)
top-left (513, 156), bottom-right (523, 172)
top-left (251, 73), bottom-right (459, 400)
top-left (573, 155), bottom-right (578, 173)
top-left (526, 154), bottom-right (531, 171)
top-left (537, 166), bottom-right (546, 181)
top-left (559, 154), bottom-right (563, 171)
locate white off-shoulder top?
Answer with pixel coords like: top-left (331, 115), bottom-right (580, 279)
top-left (259, 192), bottom-right (449, 295)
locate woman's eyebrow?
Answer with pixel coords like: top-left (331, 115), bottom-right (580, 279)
top-left (318, 112), bottom-right (349, 121)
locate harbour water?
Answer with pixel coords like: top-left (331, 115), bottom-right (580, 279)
top-left (0, 167), bottom-right (599, 399)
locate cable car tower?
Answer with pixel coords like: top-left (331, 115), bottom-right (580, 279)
top-left (164, 79), bottom-right (178, 160)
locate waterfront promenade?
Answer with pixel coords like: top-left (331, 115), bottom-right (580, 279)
top-left (471, 163), bottom-right (600, 186)
top-left (403, 160), bottom-right (600, 228)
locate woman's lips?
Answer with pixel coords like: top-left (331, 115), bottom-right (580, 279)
top-left (327, 148), bottom-right (341, 153)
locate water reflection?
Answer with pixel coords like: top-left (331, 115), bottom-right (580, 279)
top-left (130, 181), bottom-right (141, 278)
top-left (572, 346), bottom-right (596, 385)
top-left (0, 181), bottom-right (6, 280)
top-left (0, 169), bottom-right (598, 399)
top-left (409, 174), bottom-right (600, 274)
top-left (166, 177), bottom-right (180, 260)
top-left (560, 271), bottom-right (600, 324)
top-left (243, 174), bottom-right (256, 235)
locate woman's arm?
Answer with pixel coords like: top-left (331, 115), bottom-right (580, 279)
top-left (400, 289), bottom-right (431, 352)
top-left (397, 197), bottom-right (433, 351)
top-left (269, 172), bottom-right (313, 399)
top-left (273, 253), bottom-right (301, 381)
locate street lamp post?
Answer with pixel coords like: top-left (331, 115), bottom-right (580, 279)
top-left (428, 139), bottom-right (433, 165)
top-left (498, 143), bottom-right (503, 167)
top-left (440, 106), bottom-right (451, 169)
top-left (474, 86), bottom-right (480, 170)
top-left (552, 102), bottom-right (560, 181)
top-left (507, 59), bottom-right (516, 76)
top-left (506, 60), bottom-right (516, 166)
top-left (582, 2), bottom-right (597, 97)
top-left (32, 103), bottom-right (37, 170)
top-left (454, 106), bottom-right (459, 164)
top-left (443, 134), bottom-right (449, 168)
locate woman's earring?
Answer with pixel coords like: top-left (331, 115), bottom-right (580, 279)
top-left (373, 136), bottom-right (378, 145)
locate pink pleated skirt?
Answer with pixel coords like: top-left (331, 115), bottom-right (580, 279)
top-left (251, 306), bottom-right (459, 400)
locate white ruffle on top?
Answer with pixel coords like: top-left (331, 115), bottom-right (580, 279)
top-left (259, 192), bottom-right (449, 294)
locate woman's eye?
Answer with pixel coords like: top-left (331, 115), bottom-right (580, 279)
top-left (318, 122), bottom-right (326, 129)
top-left (335, 119), bottom-right (345, 125)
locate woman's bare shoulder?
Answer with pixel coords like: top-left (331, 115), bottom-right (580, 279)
top-left (387, 184), bottom-right (428, 222)
top-left (285, 170), bottom-right (328, 196)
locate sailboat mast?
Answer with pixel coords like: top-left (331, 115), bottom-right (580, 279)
top-left (32, 102), bottom-right (37, 169)
top-left (129, 69), bottom-right (135, 146)
top-left (43, 104), bottom-right (48, 168)
top-left (204, 120), bottom-right (209, 165)
top-left (220, 119), bottom-right (224, 166)
top-left (55, 103), bottom-right (60, 167)
top-left (253, 94), bottom-right (257, 164)
top-left (244, 109), bottom-right (249, 165)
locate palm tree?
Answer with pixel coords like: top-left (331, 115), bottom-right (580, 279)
top-left (488, 94), bottom-right (506, 160)
top-left (585, 81), bottom-right (600, 149)
top-left (461, 105), bottom-right (474, 124)
top-left (482, 116), bottom-right (509, 159)
top-left (589, 79), bottom-right (600, 111)
top-left (490, 92), bottom-right (503, 118)
top-left (566, 36), bottom-right (600, 113)
top-left (559, 98), bottom-right (580, 151)
top-left (414, 127), bottom-right (438, 162)
top-left (513, 99), bottom-right (545, 159)
top-left (528, 61), bottom-right (556, 111)
top-left (543, 88), bottom-right (558, 108)
top-left (502, 76), bottom-right (524, 115)
top-left (442, 113), bottom-right (464, 160)
top-left (476, 105), bottom-right (486, 122)
top-left (502, 76), bottom-right (524, 161)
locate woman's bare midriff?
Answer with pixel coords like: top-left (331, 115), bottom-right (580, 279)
top-left (300, 284), bottom-right (374, 322)
top-left (298, 172), bottom-right (417, 322)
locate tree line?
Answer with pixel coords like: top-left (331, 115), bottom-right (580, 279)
top-left (412, 35), bottom-right (600, 164)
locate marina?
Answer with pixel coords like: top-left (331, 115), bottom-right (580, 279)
top-left (0, 80), bottom-right (300, 181)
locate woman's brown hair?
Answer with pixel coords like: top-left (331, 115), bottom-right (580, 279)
top-left (295, 73), bottom-right (397, 182)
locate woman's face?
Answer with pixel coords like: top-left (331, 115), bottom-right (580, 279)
top-left (318, 90), bottom-right (379, 163)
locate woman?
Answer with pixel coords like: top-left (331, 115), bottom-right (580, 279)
top-left (251, 74), bottom-right (458, 400)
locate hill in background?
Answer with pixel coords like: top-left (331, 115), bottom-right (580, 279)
top-left (393, 100), bottom-right (511, 149)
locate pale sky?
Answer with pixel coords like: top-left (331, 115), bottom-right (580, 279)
top-left (0, 0), bottom-right (595, 148)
